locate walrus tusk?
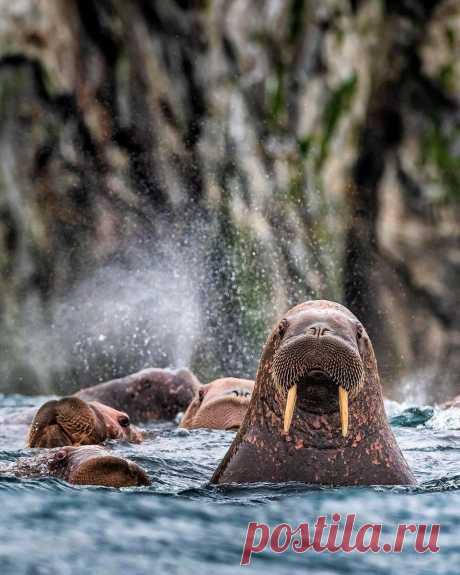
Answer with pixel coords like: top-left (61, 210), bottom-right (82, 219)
top-left (283, 384), bottom-right (297, 433)
top-left (339, 386), bottom-right (349, 437)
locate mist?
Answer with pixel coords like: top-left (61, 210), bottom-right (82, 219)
top-left (7, 240), bottom-right (202, 393)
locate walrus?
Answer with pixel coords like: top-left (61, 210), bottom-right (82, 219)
top-left (4, 445), bottom-right (150, 487)
top-left (180, 378), bottom-right (254, 430)
top-left (28, 397), bottom-right (143, 448)
top-left (1, 367), bottom-right (201, 428)
top-left (211, 300), bottom-right (416, 486)
top-left (76, 368), bottom-right (201, 423)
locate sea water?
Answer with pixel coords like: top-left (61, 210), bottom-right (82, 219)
top-left (0, 395), bottom-right (459, 575)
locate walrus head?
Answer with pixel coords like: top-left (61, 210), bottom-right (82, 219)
top-left (47, 446), bottom-right (151, 487)
top-left (211, 300), bottom-right (416, 485)
top-left (28, 397), bottom-right (143, 448)
top-left (270, 300), bottom-right (373, 437)
top-left (180, 378), bottom-right (254, 430)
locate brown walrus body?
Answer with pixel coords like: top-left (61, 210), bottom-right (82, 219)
top-left (2, 368), bottom-right (200, 428)
top-left (180, 378), bottom-right (254, 430)
top-left (77, 368), bottom-right (200, 423)
top-left (6, 445), bottom-right (150, 487)
top-left (211, 300), bottom-right (415, 486)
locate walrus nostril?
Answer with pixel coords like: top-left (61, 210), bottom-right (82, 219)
top-left (230, 389), bottom-right (252, 398)
top-left (308, 324), bottom-right (331, 338)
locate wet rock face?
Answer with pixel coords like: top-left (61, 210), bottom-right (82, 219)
top-left (0, 0), bottom-right (458, 398)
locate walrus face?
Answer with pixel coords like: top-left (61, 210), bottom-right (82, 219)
top-left (271, 303), bottom-right (368, 436)
top-left (90, 401), bottom-right (143, 444)
top-left (48, 446), bottom-right (151, 487)
top-left (28, 397), bottom-right (143, 448)
top-left (180, 378), bottom-right (254, 430)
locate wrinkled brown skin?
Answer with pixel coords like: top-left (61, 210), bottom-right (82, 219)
top-left (11, 445), bottom-right (151, 488)
top-left (28, 397), bottom-right (143, 448)
top-left (180, 378), bottom-right (254, 430)
top-left (76, 368), bottom-right (201, 423)
top-left (211, 300), bottom-right (416, 486)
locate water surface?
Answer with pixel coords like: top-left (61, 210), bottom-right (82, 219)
top-left (0, 395), bottom-right (459, 574)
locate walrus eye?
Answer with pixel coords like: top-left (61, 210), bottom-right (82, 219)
top-left (277, 319), bottom-right (289, 339)
top-left (355, 323), bottom-right (366, 356)
top-left (198, 388), bottom-right (206, 404)
top-left (55, 449), bottom-right (67, 461)
top-left (119, 416), bottom-right (130, 428)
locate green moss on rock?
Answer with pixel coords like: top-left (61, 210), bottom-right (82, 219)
top-left (316, 73), bottom-right (357, 170)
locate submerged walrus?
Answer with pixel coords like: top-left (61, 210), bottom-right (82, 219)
top-left (6, 445), bottom-right (150, 487)
top-left (180, 378), bottom-right (254, 430)
top-left (28, 397), bottom-right (143, 448)
top-left (211, 300), bottom-right (415, 486)
top-left (2, 368), bottom-right (200, 428)
top-left (77, 368), bottom-right (200, 423)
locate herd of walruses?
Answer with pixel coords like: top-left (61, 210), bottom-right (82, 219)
top-left (3, 300), bottom-right (457, 488)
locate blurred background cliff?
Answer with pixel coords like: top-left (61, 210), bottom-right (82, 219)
top-left (0, 0), bottom-right (458, 401)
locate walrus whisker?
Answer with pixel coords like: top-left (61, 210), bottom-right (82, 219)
top-left (338, 386), bottom-right (349, 437)
top-left (283, 384), bottom-right (297, 434)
